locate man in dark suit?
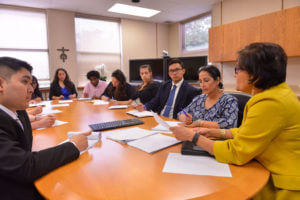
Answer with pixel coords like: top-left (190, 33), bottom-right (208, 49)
top-left (0, 57), bottom-right (89, 200)
top-left (137, 58), bottom-right (199, 119)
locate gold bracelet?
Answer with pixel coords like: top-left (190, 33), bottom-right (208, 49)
top-left (220, 129), bottom-right (226, 139)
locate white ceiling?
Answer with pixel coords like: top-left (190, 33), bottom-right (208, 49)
top-left (0, 0), bottom-right (221, 23)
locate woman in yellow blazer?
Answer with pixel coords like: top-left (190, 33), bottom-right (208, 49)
top-left (171, 42), bottom-right (300, 200)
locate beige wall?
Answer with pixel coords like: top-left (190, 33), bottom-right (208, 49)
top-left (212, 0), bottom-right (300, 96)
top-left (121, 19), bottom-right (169, 78)
top-left (47, 9), bottom-right (78, 86)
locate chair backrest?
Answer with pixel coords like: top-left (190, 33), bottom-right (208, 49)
top-left (227, 92), bottom-right (251, 127)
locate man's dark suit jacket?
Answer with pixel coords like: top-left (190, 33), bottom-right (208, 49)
top-left (0, 109), bottom-right (80, 200)
top-left (144, 80), bottom-right (200, 119)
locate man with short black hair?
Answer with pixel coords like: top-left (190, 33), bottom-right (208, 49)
top-left (83, 70), bottom-right (108, 99)
top-left (0, 57), bottom-right (88, 200)
top-left (137, 58), bottom-right (199, 119)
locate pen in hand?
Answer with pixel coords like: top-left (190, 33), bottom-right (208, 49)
top-left (181, 108), bottom-right (193, 125)
top-left (181, 109), bottom-right (189, 117)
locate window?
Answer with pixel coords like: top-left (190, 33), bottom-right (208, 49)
top-left (0, 8), bottom-right (50, 87)
top-left (182, 14), bottom-right (211, 52)
top-left (75, 17), bottom-right (121, 86)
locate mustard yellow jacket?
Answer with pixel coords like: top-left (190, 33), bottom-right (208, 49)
top-left (213, 83), bottom-right (300, 199)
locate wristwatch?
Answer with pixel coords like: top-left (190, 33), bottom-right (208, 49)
top-left (192, 133), bottom-right (200, 145)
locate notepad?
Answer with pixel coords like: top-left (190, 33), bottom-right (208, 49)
top-left (126, 110), bottom-right (154, 117)
top-left (36, 120), bottom-right (68, 130)
top-left (58, 100), bottom-right (73, 103)
top-left (128, 134), bottom-right (181, 153)
top-left (37, 109), bottom-right (62, 116)
top-left (163, 153), bottom-right (232, 177)
top-left (51, 104), bottom-right (70, 108)
top-left (108, 105), bottom-right (128, 109)
top-left (105, 127), bottom-right (157, 144)
top-left (92, 100), bottom-right (109, 105)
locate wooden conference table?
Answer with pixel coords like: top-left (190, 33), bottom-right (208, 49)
top-left (33, 101), bottom-right (270, 200)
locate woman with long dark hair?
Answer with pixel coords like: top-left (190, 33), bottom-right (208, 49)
top-left (178, 65), bottom-right (238, 129)
top-left (29, 75), bottom-right (43, 104)
top-left (49, 68), bottom-right (77, 100)
top-left (101, 69), bottom-right (136, 105)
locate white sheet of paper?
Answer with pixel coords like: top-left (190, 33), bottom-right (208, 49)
top-left (163, 153), bottom-right (232, 177)
top-left (29, 102), bottom-right (48, 107)
top-left (128, 134), bottom-right (181, 153)
top-left (38, 109), bottom-right (62, 116)
top-left (78, 97), bottom-right (92, 101)
top-left (126, 110), bottom-right (154, 117)
top-left (93, 100), bottom-right (109, 105)
top-left (152, 121), bottom-right (181, 133)
top-left (68, 131), bottom-right (101, 140)
top-left (36, 120), bottom-right (68, 130)
top-left (58, 100), bottom-right (73, 103)
top-left (153, 113), bottom-right (170, 129)
top-left (105, 127), bottom-right (157, 143)
top-left (60, 137), bottom-right (100, 155)
top-left (51, 104), bottom-right (70, 108)
top-left (108, 105), bottom-right (128, 109)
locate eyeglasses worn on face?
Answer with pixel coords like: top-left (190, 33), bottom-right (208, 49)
top-left (169, 68), bottom-right (182, 73)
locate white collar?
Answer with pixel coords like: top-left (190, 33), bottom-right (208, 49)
top-left (172, 78), bottom-right (184, 88)
top-left (0, 104), bottom-right (19, 120)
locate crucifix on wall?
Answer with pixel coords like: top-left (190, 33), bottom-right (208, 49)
top-left (57, 47), bottom-right (69, 62)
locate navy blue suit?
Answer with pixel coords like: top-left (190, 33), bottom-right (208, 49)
top-left (145, 80), bottom-right (200, 119)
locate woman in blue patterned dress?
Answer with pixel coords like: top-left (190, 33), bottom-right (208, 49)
top-left (178, 65), bottom-right (238, 129)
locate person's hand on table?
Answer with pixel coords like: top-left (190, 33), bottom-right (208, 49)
top-left (169, 126), bottom-right (194, 142)
top-left (136, 104), bottom-right (145, 112)
top-left (38, 114), bottom-right (56, 128)
top-left (110, 99), bottom-right (118, 105)
top-left (70, 131), bottom-right (91, 152)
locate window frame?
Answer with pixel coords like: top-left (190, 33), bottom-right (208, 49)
top-left (0, 5), bottom-right (50, 87)
top-left (74, 15), bottom-right (122, 87)
top-left (181, 12), bottom-right (212, 54)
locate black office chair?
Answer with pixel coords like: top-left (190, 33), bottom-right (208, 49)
top-left (227, 92), bottom-right (251, 127)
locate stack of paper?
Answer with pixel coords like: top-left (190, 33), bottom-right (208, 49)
top-left (163, 153), bottom-right (232, 177)
top-left (37, 108), bottom-right (62, 116)
top-left (51, 104), bottom-right (70, 108)
top-left (105, 127), bottom-right (156, 144)
top-left (128, 134), bottom-right (181, 153)
top-left (92, 100), bottom-right (109, 105)
top-left (126, 110), bottom-right (154, 117)
top-left (108, 105), bottom-right (128, 109)
top-left (58, 100), bottom-right (73, 103)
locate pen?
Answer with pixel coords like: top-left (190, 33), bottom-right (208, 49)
top-left (181, 109), bottom-right (189, 117)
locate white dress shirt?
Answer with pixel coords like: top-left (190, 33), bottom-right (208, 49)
top-left (160, 78), bottom-right (184, 118)
top-left (0, 104), bottom-right (24, 130)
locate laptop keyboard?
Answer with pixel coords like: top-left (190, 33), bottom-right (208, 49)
top-left (89, 118), bottom-right (144, 131)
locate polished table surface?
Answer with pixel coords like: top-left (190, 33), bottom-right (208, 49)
top-left (33, 101), bottom-right (270, 200)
